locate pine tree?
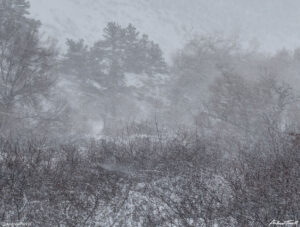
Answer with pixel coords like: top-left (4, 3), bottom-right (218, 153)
top-left (62, 22), bottom-right (168, 132)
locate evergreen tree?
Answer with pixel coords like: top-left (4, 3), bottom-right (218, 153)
top-left (62, 22), bottom-right (168, 132)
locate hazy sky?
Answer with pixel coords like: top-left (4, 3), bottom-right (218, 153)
top-left (29, 0), bottom-right (300, 55)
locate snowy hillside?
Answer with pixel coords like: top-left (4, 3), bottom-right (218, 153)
top-left (29, 0), bottom-right (300, 57)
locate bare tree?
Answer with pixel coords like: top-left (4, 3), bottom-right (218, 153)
top-left (0, 0), bottom-right (59, 137)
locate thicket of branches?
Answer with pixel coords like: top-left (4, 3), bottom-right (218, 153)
top-left (0, 129), bottom-right (299, 226)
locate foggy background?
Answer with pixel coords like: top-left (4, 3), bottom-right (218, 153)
top-left (24, 0), bottom-right (300, 138)
top-left (29, 0), bottom-right (300, 55)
